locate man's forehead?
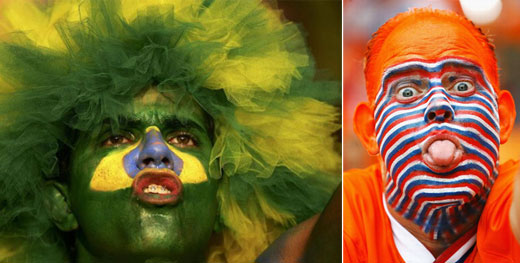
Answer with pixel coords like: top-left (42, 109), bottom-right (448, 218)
top-left (365, 11), bottom-right (499, 104)
top-left (380, 58), bottom-right (492, 88)
top-left (377, 16), bottom-right (485, 69)
top-left (124, 88), bottom-right (208, 129)
top-left (382, 58), bottom-right (483, 79)
top-left (134, 88), bottom-right (172, 106)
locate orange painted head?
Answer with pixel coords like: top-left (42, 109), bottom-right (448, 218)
top-left (364, 8), bottom-right (498, 104)
top-left (353, 8), bottom-right (517, 240)
top-left (354, 8), bottom-right (515, 156)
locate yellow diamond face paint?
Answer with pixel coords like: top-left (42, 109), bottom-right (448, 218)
top-left (90, 126), bottom-right (208, 192)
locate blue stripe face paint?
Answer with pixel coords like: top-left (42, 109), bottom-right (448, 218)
top-left (375, 58), bottom-right (500, 241)
top-left (124, 126), bottom-right (184, 178)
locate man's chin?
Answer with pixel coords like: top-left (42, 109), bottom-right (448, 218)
top-left (80, 213), bottom-right (204, 259)
top-left (77, 229), bottom-right (205, 262)
top-left (74, 182), bottom-right (218, 261)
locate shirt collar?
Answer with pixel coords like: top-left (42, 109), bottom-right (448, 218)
top-left (382, 194), bottom-right (476, 263)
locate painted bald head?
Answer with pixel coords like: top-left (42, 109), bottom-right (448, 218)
top-left (364, 8), bottom-right (498, 104)
top-left (354, 8), bottom-right (516, 241)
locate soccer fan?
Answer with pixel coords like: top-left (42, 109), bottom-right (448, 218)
top-left (0, 1), bottom-right (340, 262)
top-left (344, 8), bottom-right (520, 262)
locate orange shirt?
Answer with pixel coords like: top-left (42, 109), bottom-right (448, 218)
top-left (343, 160), bottom-right (520, 262)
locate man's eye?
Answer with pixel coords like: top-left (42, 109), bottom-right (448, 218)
top-left (452, 81), bottom-right (474, 95)
top-left (396, 86), bottom-right (420, 102)
top-left (102, 135), bottom-right (133, 147)
top-left (401, 88), bottom-right (415, 97)
top-left (167, 132), bottom-right (197, 148)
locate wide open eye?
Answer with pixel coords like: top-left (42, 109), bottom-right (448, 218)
top-left (101, 134), bottom-right (134, 147)
top-left (451, 81), bottom-right (475, 96)
top-left (401, 88), bottom-right (415, 97)
top-left (396, 86), bottom-right (421, 102)
top-left (167, 132), bottom-right (198, 148)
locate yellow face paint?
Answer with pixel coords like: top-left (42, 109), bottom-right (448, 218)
top-left (90, 132), bottom-right (208, 192)
top-left (145, 125), bottom-right (160, 133)
top-left (89, 142), bottom-right (138, 191)
top-left (166, 144), bottom-right (208, 184)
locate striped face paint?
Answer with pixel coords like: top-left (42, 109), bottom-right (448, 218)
top-left (375, 57), bottom-right (499, 240)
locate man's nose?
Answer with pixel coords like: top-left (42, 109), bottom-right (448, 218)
top-left (424, 92), bottom-right (455, 123)
top-left (137, 128), bottom-right (175, 170)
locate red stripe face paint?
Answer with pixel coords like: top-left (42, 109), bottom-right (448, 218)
top-left (375, 58), bottom-right (499, 240)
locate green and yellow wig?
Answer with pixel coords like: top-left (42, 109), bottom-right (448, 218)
top-left (0, 0), bottom-right (340, 262)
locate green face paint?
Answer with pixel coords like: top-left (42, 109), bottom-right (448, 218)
top-left (68, 89), bottom-right (218, 262)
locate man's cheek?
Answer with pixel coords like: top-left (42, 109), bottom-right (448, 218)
top-left (90, 147), bottom-right (135, 192)
top-left (90, 145), bottom-right (208, 192)
top-left (90, 145), bottom-right (136, 191)
top-left (166, 144), bottom-right (208, 184)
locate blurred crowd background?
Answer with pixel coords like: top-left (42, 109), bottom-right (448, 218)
top-left (343, 0), bottom-right (520, 170)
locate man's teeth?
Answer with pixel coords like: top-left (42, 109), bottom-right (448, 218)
top-left (143, 184), bottom-right (171, 194)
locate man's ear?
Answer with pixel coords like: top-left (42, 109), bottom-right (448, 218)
top-left (43, 182), bottom-right (78, 232)
top-left (353, 102), bottom-right (379, 155)
top-left (498, 90), bottom-right (516, 144)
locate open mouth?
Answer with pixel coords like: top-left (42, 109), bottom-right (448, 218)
top-left (421, 133), bottom-right (464, 172)
top-left (132, 168), bottom-right (183, 206)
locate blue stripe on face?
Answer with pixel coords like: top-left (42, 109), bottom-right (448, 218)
top-left (378, 59), bottom-right (496, 100)
top-left (382, 124), bottom-right (498, 164)
top-left (374, 59), bottom-right (497, 118)
top-left (394, 172), bottom-right (485, 212)
top-left (375, 59), bottom-right (501, 240)
top-left (376, 86), bottom-right (498, 133)
top-left (123, 127), bottom-right (183, 178)
top-left (415, 202), bottom-right (458, 226)
top-left (390, 147), bottom-right (494, 182)
top-left (387, 162), bottom-right (489, 205)
top-left (377, 104), bottom-right (499, 149)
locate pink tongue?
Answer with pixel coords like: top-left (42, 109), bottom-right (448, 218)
top-left (427, 140), bottom-right (456, 166)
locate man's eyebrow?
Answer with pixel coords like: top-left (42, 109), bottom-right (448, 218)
top-left (382, 60), bottom-right (485, 92)
top-left (162, 117), bottom-right (206, 131)
top-left (117, 117), bottom-right (139, 126)
top-left (447, 75), bottom-right (458, 83)
top-left (394, 78), bottom-right (423, 86)
top-left (384, 61), bottom-right (483, 80)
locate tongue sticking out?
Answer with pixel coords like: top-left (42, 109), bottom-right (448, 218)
top-left (423, 139), bottom-right (463, 169)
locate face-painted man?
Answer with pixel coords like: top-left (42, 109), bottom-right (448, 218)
top-left (59, 89), bottom-right (218, 262)
top-left (0, 1), bottom-right (341, 262)
top-left (344, 8), bottom-right (520, 262)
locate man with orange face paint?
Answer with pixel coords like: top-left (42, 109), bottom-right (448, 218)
top-left (344, 8), bottom-right (520, 262)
